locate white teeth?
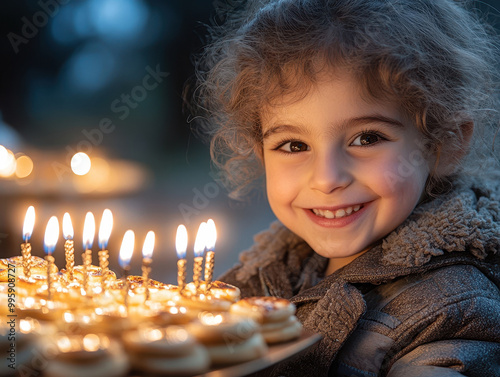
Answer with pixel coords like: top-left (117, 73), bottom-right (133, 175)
top-left (335, 209), bottom-right (346, 218)
top-left (312, 205), bottom-right (363, 219)
top-left (323, 210), bottom-right (334, 219)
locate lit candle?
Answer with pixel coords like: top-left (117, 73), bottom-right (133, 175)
top-left (193, 222), bottom-right (207, 293)
top-left (21, 206), bottom-right (35, 279)
top-left (176, 225), bottom-right (188, 295)
top-left (119, 230), bottom-right (135, 313)
top-left (44, 216), bottom-right (59, 300)
top-left (98, 209), bottom-right (113, 289)
top-left (141, 231), bottom-right (155, 302)
top-left (82, 212), bottom-right (95, 296)
top-left (204, 219), bottom-right (217, 293)
top-left (62, 213), bottom-right (75, 282)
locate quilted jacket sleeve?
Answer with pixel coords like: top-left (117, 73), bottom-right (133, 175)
top-left (387, 340), bottom-right (500, 377)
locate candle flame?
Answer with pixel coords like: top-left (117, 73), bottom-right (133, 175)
top-left (44, 216), bottom-right (59, 255)
top-left (119, 230), bottom-right (135, 269)
top-left (142, 230), bottom-right (155, 259)
top-left (23, 206), bottom-right (35, 241)
top-left (175, 225), bottom-right (187, 259)
top-left (206, 219), bottom-right (217, 251)
top-left (194, 222), bottom-right (207, 258)
top-left (62, 212), bottom-right (74, 240)
top-left (98, 209), bottom-right (113, 249)
top-left (82, 212), bottom-right (95, 250)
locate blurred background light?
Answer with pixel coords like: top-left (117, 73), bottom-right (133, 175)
top-left (15, 155), bottom-right (34, 179)
top-left (71, 152), bottom-right (91, 176)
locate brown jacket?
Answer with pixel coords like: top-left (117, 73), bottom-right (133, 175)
top-left (219, 177), bottom-right (500, 376)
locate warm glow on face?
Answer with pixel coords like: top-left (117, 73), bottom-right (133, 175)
top-left (63, 213), bottom-right (74, 240)
top-left (44, 216), bottom-right (59, 255)
top-left (119, 230), bottom-right (135, 269)
top-left (71, 152), bottom-right (91, 176)
top-left (206, 219), bottom-right (217, 251)
top-left (83, 212), bottom-right (95, 250)
top-left (142, 230), bottom-right (155, 259)
top-left (175, 224), bottom-right (188, 259)
top-left (15, 155), bottom-right (33, 178)
top-left (194, 222), bottom-right (207, 258)
top-left (98, 209), bottom-right (113, 249)
top-left (23, 206), bottom-right (35, 241)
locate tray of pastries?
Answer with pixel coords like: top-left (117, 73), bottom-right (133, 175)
top-left (1, 256), bottom-right (321, 377)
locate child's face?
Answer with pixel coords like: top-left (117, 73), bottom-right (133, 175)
top-left (261, 71), bottom-right (432, 266)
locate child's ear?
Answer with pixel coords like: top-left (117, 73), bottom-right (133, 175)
top-left (434, 121), bottom-right (474, 176)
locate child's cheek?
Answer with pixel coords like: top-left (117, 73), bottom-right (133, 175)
top-left (370, 154), bottom-right (429, 201)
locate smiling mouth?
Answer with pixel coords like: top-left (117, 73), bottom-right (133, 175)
top-left (311, 204), bottom-right (364, 219)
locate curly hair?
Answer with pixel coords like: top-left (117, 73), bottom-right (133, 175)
top-left (188, 0), bottom-right (500, 199)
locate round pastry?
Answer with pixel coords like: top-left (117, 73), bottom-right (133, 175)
top-left (184, 281), bottom-right (241, 302)
top-left (0, 256), bottom-right (50, 282)
top-left (230, 296), bottom-right (303, 344)
top-left (67, 264), bottom-right (116, 286)
top-left (130, 343), bottom-right (210, 376)
top-left (45, 335), bottom-right (129, 377)
top-left (261, 315), bottom-right (303, 343)
top-left (176, 291), bottom-right (232, 312)
top-left (230, 296), bottom-right (296, 323)
top-left (186, 312), bottom-right (258, 344)
top-left (205, 332), bottom-right (268, 365)
top-left (124, 326), bottom-right (210, 376)
top-left (107, 276), bottom-right (179, 306)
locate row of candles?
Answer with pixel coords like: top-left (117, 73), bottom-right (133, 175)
top-left (20, 206), bottom-right (217, 303)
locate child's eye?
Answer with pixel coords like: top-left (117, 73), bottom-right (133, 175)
top-left (276, 140), bottom-right (310, 153)
top-left (351, 132), bottom-right (385, 146)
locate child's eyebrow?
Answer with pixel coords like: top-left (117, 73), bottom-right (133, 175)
top-left (262, 124), bottom-right (308, 140)
top-left (262, 115), bottom-right (405, 139)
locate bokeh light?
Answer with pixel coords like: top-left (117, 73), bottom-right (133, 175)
top-left (15, 155), bottom-right (34, 179)
top-left (71, 152), bottom-right (91, 176)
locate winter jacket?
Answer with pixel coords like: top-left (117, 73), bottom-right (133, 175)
top-left (219, 176), bottom-right (500, 376)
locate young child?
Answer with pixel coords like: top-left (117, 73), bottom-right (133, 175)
top-left (188, 0), bottom-right (500, 375)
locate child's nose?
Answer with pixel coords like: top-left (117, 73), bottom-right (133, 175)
top-left (309, 150), bottom-right (352, 194)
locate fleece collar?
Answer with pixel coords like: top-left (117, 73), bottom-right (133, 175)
top-left (381, 175), bottom-right (500, 268)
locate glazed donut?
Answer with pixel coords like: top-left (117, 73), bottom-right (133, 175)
top-left (205, 332), bottom-right (268, 365)
top-left (186, 312), bottom-right (258, 345)
top-left (230, 296), bottom-right (296, 323)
